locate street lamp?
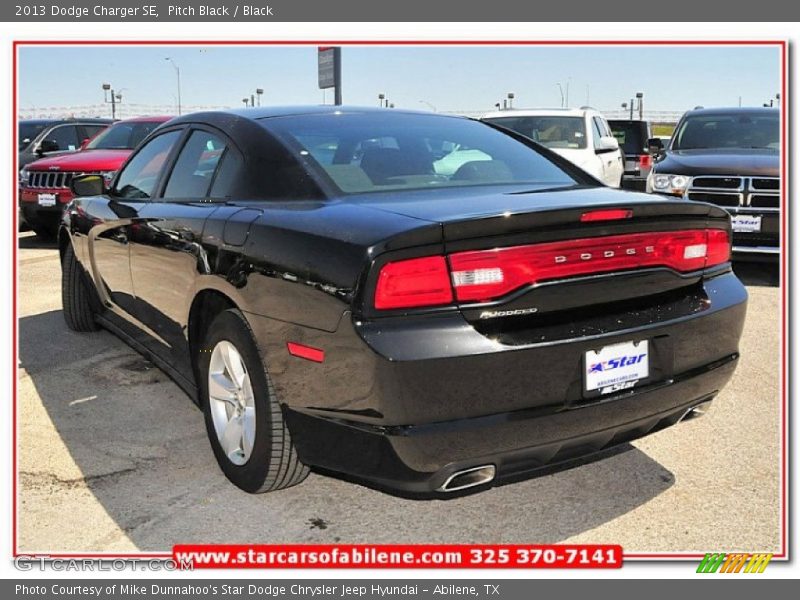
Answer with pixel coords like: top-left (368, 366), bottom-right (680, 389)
top-left (418, 100), bottom-right (436, 112)
top-left (507, 92), bottom-right (515, 109)
top-left (102, 83), bottom-right (119, 119)
top-left (256, 88), bottom-right (264, 107)
top-left (165, 57), bottom-right (182, 116)
top-left (242, 98), bottom-right (249, 107)
top-left (636, 92), bottom-right (644, 120)
top-left (378, 93), bottom-right (386, 108)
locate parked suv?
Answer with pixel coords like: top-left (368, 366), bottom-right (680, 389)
top-left (647, 107), bottom-right (779, 258)
top-left (482, 108), bottom-right (624, 187)
top-left (19, 118), bottom-right (112, 170)
top-left (20, 116), bottom-right (171, 238)
top-left (608, 119), bottom-right (654, 191)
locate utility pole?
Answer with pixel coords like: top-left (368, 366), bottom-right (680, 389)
top-left (165, 57), bottom-right (182, 115)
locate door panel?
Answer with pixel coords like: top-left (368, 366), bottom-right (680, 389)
top-left (127, 128), bottom-right (241, 380)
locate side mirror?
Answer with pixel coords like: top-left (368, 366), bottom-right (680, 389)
top-left (648, 137), bottom-right (664, 154)
top-left (71, 174), bottom-right (105, 197)
top-left (595, 135), bottom-right (619, 153)
top-left (37, 139), bottom-right (60, 155)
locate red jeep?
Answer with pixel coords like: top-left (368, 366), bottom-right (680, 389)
top-left (19, 116), bottom-right (172, 238)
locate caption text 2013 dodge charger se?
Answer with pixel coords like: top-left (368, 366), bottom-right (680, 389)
top-left (59, 107), bottom-right (747, 496)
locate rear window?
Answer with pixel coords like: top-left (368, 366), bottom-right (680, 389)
top-left (267, 112), bottom-right (578, 195)
top-left (609, 121), bottom-right (649, 155)
top-left (482, 116), bottom-right (587, 150)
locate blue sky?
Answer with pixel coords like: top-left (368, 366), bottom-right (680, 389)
top-left (18, 45), bottom-right (780, 114)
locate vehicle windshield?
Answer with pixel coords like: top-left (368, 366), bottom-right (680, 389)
top-left (19, 122), bottom-right (49, 150)
top-left (672, 113), bottom-right (779, 151)
top-left (609, 121), bottom-right (649, 155)
top-left (86, 121), bottom-right (163, 150)
top-left (482, 116), bottom-right (587, 150)
top-left (269, 112), bottom-right (580, 195)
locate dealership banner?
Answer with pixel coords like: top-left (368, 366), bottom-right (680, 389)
top-left (3, 0), bottom-right (799, 22)
top-left (3, 580), bottom-right (777, 598)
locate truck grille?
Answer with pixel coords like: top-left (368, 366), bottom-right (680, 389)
top-left (26, 171), bottom-right (83, 189)
top-left (686, 176), bottom-right (779, 211)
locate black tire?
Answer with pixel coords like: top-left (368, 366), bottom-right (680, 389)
top-left (61, 243), bottom-right (100, 332)
top-left (198, 309), bottom-right (309, 493)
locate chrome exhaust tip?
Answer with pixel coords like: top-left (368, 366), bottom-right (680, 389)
top-left (437, 465), bottom-right (496, 492)
top-left (679, 400), bottom-right (713, 423)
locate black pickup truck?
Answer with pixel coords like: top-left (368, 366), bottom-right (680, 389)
top-left (647, 107), bottom-right (779, 259)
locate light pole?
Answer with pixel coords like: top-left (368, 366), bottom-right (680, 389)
top-left (378, 93), bottom-right (385, 107)
top-left (165, 57), bottom-right (182, 116)
top-left (242, 98), bottom-right (249, 107)
top-left (418, 100), bottom-right (436, 112)
top-left (507, 92), bottom-right (515, 109)
top-left (256, 88), bottom-right (264, 107)
top-left (636, 92), bottom-right (644, 120)
top-left (557, 83), bottom-right (565, 108)
top-left (102, 83), bottom-right (117, 119)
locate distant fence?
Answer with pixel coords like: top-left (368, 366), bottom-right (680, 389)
top-left (19, 104), bottom-right (684, 124)
top-left (17, 103), bottom-right (231, 120)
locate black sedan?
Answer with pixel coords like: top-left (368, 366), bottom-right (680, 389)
top-left (60, 107), bottom-right (747, 496)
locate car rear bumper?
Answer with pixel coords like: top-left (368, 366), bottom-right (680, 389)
top-left (248, 270), bottom-right (747, 494)
top-left (285, 358), bottom-right (734, 494)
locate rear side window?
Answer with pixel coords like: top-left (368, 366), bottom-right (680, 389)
top-left (609, 122), bottom-right (648, 155)
top-left (112, 130), bottom-right (182, 200)
top-left (164, 130), bottom-right (229, 198)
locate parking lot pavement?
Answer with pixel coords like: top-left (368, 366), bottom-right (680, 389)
top-left (16, 231), bottom-right (781, 554)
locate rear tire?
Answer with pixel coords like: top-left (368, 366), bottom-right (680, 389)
top-left (61, 243), bottom-right (100, 332)
top-left (198, 309), bottom-right (309, 493)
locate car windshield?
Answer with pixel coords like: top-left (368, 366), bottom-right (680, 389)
top-left (482, 116), bottom-right (587, 150)
top-left (672, 113), bottom-right (779, 151)
top-left (268, 112), bottom-right (579, 195)
top-left (19, 122), bottom-right (49, 150)
top-left (609, 121), bottom-right (649, 155)
top-left (86, 121), bottom-right (163, 150)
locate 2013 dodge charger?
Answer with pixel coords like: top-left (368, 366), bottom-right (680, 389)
top-left (60, 107), bottom-right (747, 496)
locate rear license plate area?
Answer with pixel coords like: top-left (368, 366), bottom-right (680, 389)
top-left (584, 340), bottom-right (649, 396)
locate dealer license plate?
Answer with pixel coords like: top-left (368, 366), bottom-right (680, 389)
top-left (585, 340), bottom-right (649, 394)
top-left (37, 193), bottom-right (57, 207)
top-left (731, 215), bottom-right (762, 233)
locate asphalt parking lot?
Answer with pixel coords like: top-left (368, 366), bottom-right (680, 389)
top-left (17, 231), bottom-right (781, 554)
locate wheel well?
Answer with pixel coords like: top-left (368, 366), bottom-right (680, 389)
top-left (187, 289), bottom-right (237, 374)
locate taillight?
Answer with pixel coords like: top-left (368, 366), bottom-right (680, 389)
top-left (448, 229), bottom-right (730, 304)
top-left (373, 230), bottom-right (729, 309)
top-left (639, 154), bottom-right (653, 169)
top-left (374, 256), bottom-right (453, 310)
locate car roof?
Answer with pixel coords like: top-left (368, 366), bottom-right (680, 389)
top-left (113, 115), bottom-right (174, 123)
top-left (166, 105), bottom-right (465, 126)
top-left (19, 117), bottom-right (112, 125)
top-left (682, 106), bottom-right (779, 117)
top-left (481, 108), bottom-right (596, 119)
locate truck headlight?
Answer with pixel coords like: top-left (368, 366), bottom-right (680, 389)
top-left (648, 172), bottom-right (689, 196)
top-left (19, 168), bottom-right (29, 187)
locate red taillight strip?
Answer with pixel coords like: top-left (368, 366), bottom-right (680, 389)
top-left (287, 342), bottom-right (325, 363)
top-left (580, 209), bottom-right (633, 222)
top-left (449, 229), bottom-right (730, 303)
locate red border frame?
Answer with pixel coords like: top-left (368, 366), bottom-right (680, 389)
top-left (12, 39), bottom-right (788, 563)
